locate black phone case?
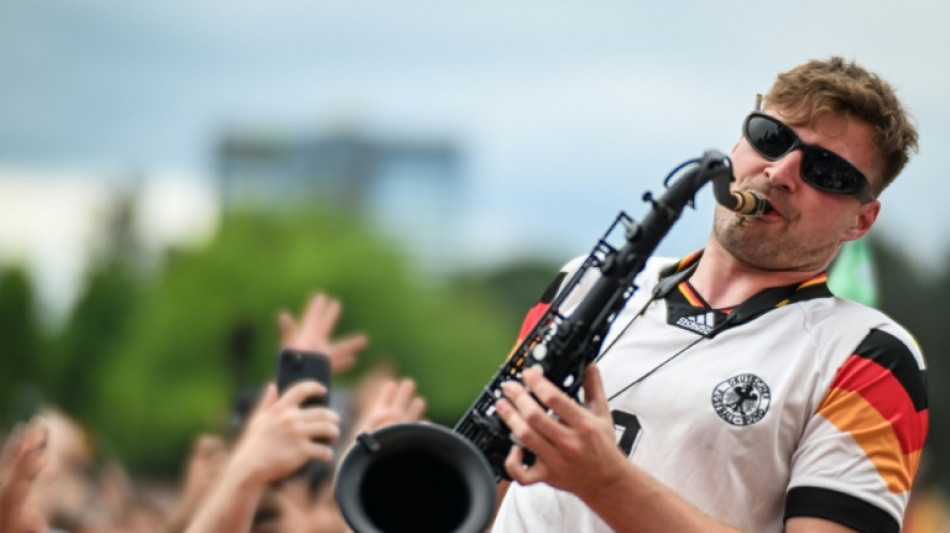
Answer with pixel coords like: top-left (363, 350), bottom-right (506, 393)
top-left (276, 350), bottom-right (331, 407)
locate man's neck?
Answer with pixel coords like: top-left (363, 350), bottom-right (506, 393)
top-left (689, 241), bottom-right (826, 309)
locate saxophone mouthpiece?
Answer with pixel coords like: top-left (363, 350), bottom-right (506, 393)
top-left (730, 190), bottom-right (768, 216)
top-left (707, 156), bottom-right (768, 217)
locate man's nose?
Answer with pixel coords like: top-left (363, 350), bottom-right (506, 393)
top-left (765, 150), bottom-right (803, 193)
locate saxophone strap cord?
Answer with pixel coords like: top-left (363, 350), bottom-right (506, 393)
top-left (595, 294), bottom-right (712, 402)
top-left (593, 262), bottom-right (799, 402)
top-left (593, 263), bottom-right (706, 402)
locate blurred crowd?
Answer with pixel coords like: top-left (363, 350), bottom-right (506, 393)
top-left (0, 293), bottom-right (427, 533)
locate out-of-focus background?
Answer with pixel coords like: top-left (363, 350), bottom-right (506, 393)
top-left (1, 0), bottom-right (949, 528)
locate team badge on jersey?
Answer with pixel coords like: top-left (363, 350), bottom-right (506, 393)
top-left (711, 374), bottom-right (771, 426)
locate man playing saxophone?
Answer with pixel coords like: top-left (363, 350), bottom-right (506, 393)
top-left (490, 57), bottom-right (927, 533)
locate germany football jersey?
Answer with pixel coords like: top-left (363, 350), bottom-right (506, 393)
top-left (492, 252), bottom-right (928, 533)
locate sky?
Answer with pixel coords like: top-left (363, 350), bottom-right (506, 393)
top-left (1, 0), bottom-right (949, 315)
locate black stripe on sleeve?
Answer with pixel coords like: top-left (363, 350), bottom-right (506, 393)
top-left (854, 329), bottom-right (928, 411)
top-left (538, 271), bottom-right (567, 304)
top-left (785, 486), bottom-right (898, 533)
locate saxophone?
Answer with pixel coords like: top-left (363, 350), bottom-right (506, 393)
top-left (334, 150), bottom-right (765, 533)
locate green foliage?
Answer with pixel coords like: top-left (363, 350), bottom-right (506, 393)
top-left (452, 259), bottom-right (562, 328)
top-left (85, 209), bottom-right (521, 474)
top-left (0, 266), bottom-right (43, 425)
top-left (48, 260), bottom-right (140, 423)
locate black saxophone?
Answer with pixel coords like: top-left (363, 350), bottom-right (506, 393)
top-left (334, 150), bottom-right (766, 533)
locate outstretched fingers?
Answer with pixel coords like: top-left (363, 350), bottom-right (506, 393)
top-left (301, 293), bottom-right (339, 346)
top-left (359, 378), bottom-right (428, 434)
top-left (327, 333), bottom-right (369, 374)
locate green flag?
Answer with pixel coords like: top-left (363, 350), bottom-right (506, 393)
top-left (828, 239), bottom-right (879, 308)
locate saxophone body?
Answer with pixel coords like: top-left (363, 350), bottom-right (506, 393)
top-left (334, 150), bottom-right (763, 532)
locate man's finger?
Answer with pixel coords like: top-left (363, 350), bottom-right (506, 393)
top-left (302, 421), bottom-right (341, 443)
top-left (581, 363), bottom-right (611, 417)
top-left (280, 380), bottom-right (329, 408)
top-left (504, 444), bottom-right (549, 485)
top-left (517, 369), bottom-right (588, 430)
top-left (303, 294), bottom-right (336, 336)
top-left (331, 333), bottom-right (369, 355)
top-left (306, 441), bottom-right (335, 463)
top-left (328, 333), bottom-right (369, 373)
top-left (392, 379), bottom-right (418, 411)
top-left (277, 311), bottom-right (297, 346)
top-left (252, 383), bottom-right (280, 418)
top-left (407, 397), bottom-right (427, 421)
top-left (494, 396), bottom-right (560, 460)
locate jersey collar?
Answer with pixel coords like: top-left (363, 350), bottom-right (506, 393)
top-left (657, 250), bottom-right (833, 337)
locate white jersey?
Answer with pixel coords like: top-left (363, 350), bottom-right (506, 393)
top-left (493, 252), bottom-right (928, 533)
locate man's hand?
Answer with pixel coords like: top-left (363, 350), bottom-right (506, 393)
top-left (184, 383), bottom-right (340, 533)
top-left (494, 363), bottom-right (628, 498)
top-left (278, 292), bottom-right (369, 376)
top-left (0, 419), bottom-right (50, 533)
top-left (230, 381), bottom-right (340, 486)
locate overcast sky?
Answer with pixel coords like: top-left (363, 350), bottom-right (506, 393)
top-left (1, 0), bottom-right (948, 313)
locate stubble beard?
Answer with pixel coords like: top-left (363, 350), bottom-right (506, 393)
top-left (712, 208), bottom-right (833, 273)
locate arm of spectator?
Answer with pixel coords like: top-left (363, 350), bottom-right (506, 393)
top-left (278, 292), bottom-right (369, 376)
top-left (0, 419), bottom-right (50, 533)
top-left (162, 434), bottom-right (228, 533)
top-left (184, 381), bottom-right (340, 533)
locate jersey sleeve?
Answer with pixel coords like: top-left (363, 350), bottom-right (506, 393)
top-left (514, 256), bottom-right (592, 343)
top-left (516, 270), bottom-right (567, 342)
top-left (786, 327), bottom-right (929, 532)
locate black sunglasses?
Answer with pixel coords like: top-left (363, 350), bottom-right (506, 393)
top-left (743, 112), bottom-right (873, 203)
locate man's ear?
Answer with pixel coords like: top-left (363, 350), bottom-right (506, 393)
top-left (843, 200), bottom-right (881, 242)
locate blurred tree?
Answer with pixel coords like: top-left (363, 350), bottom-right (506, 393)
top-left (89, 208), bottom-right (519, 474)
top-left (0, 266), bottom-right (43, 425)
top-left (452, 259), bottom-right (561, 328)
top-left (48, 190), bottom-right (142, 425)
top-left (49, 261), bottom-right (139, 423)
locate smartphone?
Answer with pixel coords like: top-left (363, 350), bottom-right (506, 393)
top-left (276, 349), bottom-right (331, 407)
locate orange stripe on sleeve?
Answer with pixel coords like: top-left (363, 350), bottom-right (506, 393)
top-left (829, 355), bottom-right (929, 453)
top-left (818, 387), bottom-right (921, 493)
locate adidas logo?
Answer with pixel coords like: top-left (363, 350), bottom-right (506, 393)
top-left (676, 311), bottom-right (716, 334)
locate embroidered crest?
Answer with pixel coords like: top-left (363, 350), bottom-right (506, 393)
top-left (711, 374), bottom-right (771, 426)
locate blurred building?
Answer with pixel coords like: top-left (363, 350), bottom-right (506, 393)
top-left (216, 128), bottom-right (463, 274)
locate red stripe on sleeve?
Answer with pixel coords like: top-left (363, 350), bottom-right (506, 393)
top-left (518, 302), bottom-right (550, 341)
top-left (830, 355), bottom-right (929, 453)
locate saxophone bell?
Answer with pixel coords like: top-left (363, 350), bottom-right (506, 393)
top-left (334, 424), bottom-right (497, 533)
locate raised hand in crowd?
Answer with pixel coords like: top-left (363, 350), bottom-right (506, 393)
top-left (354, 376), bottom-right (427, 436)
top-left (185, 381), bottom-right (339, 533)
top-left (163, 434), bottom-right (229, 533)
top-left (278, 292), bottom-right (369, 375)
top-left (0, 419), bottom-right (49, 533)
